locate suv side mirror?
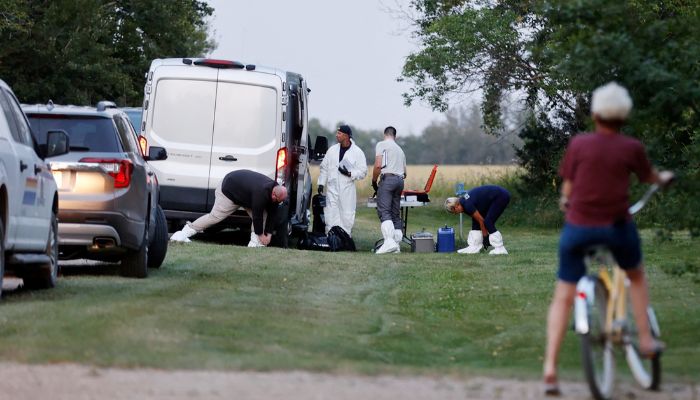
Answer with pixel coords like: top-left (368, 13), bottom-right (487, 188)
top-left (146, 146), bottom-right (168, 161)
top-left (40, 130), bottom-right (70, 158)
top-left (313, 136), bottom-right (328, 161)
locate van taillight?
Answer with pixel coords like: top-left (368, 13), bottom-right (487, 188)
top-left (138, 135), bottom-right (148, 157)
top-left (275, 148), bottom-right (287, 184)
top-left (79, 158), bottom-right (133, 188)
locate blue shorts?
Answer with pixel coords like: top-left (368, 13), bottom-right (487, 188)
top-left (558, 221), bottom-right (642, 283)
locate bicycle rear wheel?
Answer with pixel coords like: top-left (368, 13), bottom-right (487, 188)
top-left (580, 276), bottom-right (615, 400)
top-left (625, 305), bottom-right (662, 390)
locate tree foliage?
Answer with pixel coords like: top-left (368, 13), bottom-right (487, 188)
top-left (0, 0), bottom-right (28, 34)
top-left (402, 0), bottom-right (700, 233)
top-left (0, 0), bottom-right (215, 106)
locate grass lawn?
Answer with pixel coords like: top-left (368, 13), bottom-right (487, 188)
top-left (0, 203), bottom-right (698, 385)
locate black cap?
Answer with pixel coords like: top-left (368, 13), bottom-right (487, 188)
top-left (338, 124), bottom-right (352, 137)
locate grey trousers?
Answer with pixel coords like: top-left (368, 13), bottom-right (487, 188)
top-left (376, 174), bottom-right (404, 229)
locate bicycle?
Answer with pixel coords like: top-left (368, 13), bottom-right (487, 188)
top-left (573, 183), bottom-right (664, 400)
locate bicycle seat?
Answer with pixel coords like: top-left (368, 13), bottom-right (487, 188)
top-left (583, 245), bottom-right (615, 266)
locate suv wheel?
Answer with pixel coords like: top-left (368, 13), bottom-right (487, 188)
top-left (120, 225), bottom-right (149, 278)
top-left (0, 223), bottom-right (4, 299)
top-left (148, 205), bottom-right (168, 269)
top-left (22, 212), bottom-right (59, 289)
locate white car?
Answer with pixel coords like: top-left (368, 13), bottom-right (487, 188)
top-left (0, 79), bottom-right (69, 297)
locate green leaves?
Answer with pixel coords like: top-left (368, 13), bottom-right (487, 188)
top-left (0, 0), bottom-right (214, 106)
top-left (403, 0), bottom-right (700, 232)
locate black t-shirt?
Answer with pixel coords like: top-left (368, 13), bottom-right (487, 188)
top-left (221, 170), bottom-right (278, 235)
top-left (339, 142), bottom-right (351, 162)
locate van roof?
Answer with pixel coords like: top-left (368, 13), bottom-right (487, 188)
top-left (149, 58), bottom-right (294, 78)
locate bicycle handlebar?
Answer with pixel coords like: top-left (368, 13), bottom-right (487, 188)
top-left (628, 170), bottom-right (675, 215)
top-left (628, 184), bottom-right (660, 215)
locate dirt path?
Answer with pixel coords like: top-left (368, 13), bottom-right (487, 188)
top-left (0, 363), bottom-right (696, 400)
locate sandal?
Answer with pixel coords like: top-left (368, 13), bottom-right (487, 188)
top-left (543, 375), bottom-right (561, 397)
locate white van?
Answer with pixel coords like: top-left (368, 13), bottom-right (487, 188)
top-left (139, 58), bottom-right (327, 246)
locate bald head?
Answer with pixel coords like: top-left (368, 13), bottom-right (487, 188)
top-left (272, 185), bottom-right (288, 203)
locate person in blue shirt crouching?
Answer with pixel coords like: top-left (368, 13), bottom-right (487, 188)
top-left (444, 185), bottom-right (511, 254)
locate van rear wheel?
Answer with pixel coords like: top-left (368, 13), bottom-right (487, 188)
top-left (273, 221), bottom-right (291, 248)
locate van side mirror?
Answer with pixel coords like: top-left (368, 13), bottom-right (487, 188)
top-left (313, 136), bottom-right (328, 161)
top-left (41, 130), bottom-right (70, 158)
top-left (146, 146), bottom-right (168, 161)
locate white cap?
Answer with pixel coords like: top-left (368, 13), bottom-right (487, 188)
top-left (591, 82), bottom-right (633, 120)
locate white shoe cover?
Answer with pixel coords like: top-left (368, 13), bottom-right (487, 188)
top-left (393, 229), bottom-right (402, 253)
top-left (376, 240), bottom-right (399, 254)
top-left (458, 230), bottom-right (483, 254)
top-left (376, 221), bottom-right (399, 254)
top-left (457, 245), bottom-right (482, 254)
top-left (488, 231), bottom-right (508, 255)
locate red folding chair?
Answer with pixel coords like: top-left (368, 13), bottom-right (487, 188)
top-left (402, 164), bottom-right (437, 202)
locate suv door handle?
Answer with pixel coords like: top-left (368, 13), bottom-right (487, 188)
top-left (218, 155), bottom-right (238, 161)
top-left (34, 164), bottom-right (42, 175)
top-left (19, 160), bottom-right (28, 172)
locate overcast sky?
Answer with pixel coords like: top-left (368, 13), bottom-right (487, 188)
top-left (205, 0), bottom-right (447, 135)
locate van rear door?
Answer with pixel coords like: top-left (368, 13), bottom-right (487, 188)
top-left (149, 67), bottom-right (217, 212)
top-left (207, 73), bottom-right (282, 205)
top-left (294, 79), bottom-right (310, 221)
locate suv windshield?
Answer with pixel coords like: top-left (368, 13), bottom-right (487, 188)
top-left (28, 115), bottom-right (121, 152)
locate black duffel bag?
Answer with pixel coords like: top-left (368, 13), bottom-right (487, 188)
top-left (298, 226), bottom-right (356, 252)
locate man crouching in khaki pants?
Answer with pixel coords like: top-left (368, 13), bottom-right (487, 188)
top-left (170, 169), bottom-right (287, 247)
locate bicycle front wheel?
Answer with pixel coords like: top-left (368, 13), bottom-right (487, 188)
top-left (580, 276), bottom-right (615, 400)
top-left (625, 306), bottom-right (662, 390)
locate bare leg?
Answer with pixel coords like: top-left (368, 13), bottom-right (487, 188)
top-left (626, 266), bottom-right (655, 353)
top-left (543, 281), bottom-right (577, 381)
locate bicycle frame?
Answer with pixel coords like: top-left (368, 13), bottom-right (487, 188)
top-left (574, 183), bottom-right (662, 337)
top-left (573, 249), bottom-right (626, 338)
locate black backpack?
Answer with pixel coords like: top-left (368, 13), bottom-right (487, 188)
top-left (327, 226), bottom-right (356, 252)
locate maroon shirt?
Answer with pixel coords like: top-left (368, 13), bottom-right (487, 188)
top-left (559, 132), bottom-right (653, 226)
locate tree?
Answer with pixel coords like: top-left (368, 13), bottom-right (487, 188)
top-left (401, 0), bottom-right (700, 232)
top-left (0, 0), bottom-right (215, 106)
top-left (0, 0), bottom-right (28, 34)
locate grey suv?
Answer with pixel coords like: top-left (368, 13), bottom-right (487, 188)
top-left (23, 101), bottom-right (169, 278)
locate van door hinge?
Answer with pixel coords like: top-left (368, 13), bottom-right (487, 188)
top-left (281, 95), bottom-right (288, 105)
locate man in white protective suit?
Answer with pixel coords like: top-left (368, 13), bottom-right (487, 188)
top-left (317, 125), bottom-right (367, 236)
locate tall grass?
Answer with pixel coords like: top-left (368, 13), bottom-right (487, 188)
top-left (311, 164), bottom-right (562, 229)
top-left (310, 164), bottom-right (519, 198)
top-left (311, 164), bottom-right (680, 231)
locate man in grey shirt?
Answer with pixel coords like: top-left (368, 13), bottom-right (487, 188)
top-left (372, 126), bottom-right (407, 254)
